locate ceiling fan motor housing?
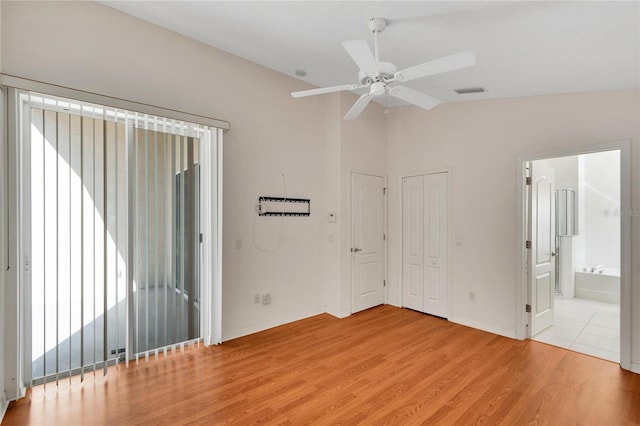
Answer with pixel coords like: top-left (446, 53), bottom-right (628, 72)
top-left (359, 61), bottom-right (398, 84)
top-left (370, 81), bottom-right (386, 96)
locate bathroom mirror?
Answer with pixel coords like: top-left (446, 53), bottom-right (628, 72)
top-left (557, 188), bottom-right (577, 236)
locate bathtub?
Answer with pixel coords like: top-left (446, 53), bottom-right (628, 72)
top-left (574, 267), bottom-right (620, 304)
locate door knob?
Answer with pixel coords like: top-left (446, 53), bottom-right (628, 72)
top-left (551, 251), bottom-right (557, 256)
top-left (352, 248), bottom-right (362, 253)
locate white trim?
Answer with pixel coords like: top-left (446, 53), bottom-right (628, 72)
top-left (516, 140), bottom-right (632, 372)
top-left (631, 363), bottom-right (640, 375)
top-left (0, 74), bottom-right (230, 131)
top-left (0, 86), bottom-right (7, 421)
top-left (348, 170), bottom-right (387, 314)
top-left (19, 100), bottom-right (32, 385)
top-left (449, 316), bottom-right (517, 339)
top-left (4, 88), bottom-right (25, 401)
top-left (401, 167), bottom-right (452, 179)
top-left (1, 400), bottom-right (8, 423)
top-left (398, 167), bottom-right (453, 319)
top-left (222, 308), bottom-right (323, 342)
top-left (326, 310), bottom-right (351, 319)
top-left (200, 131), bottom-right (212, 346)
top-left (212, 129), bottom-right (223, 345)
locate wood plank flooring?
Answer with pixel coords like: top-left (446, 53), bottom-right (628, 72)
top-left (4, 305), bottom-right (640, 425)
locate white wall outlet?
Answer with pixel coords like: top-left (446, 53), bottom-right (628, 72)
top-left (262, 293), bottom-right (271, 305)
top-left (468, 291), bottom-right (476, 302)
top-left (254, 294), bottom-right (260, 304)
top-left (328, 212), bottom-right (337, 223)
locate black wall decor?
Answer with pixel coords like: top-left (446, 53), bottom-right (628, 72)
top-left (257, 196), bottom-right (310, 217)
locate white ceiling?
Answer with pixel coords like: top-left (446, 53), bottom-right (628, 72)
top-left (102, 1), bottom-right (639, 107)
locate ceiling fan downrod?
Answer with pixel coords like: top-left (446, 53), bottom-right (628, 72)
top-left (368, 18), bottom-right (386, 62)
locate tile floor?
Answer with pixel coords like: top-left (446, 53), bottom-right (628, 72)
top-left (531, 297), bottom-right (620, 363)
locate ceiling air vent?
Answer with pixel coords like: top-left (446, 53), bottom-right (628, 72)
top-left (455, 87), bottom-right (485, 94)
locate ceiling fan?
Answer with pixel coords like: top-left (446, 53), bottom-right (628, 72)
top-left (291, 18), bottom-right (476, 120)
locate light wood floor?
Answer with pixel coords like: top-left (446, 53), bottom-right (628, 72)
top-left (4, 305), bottom-right (640, 425)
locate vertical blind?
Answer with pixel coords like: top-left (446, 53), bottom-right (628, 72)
top-left (19, 91), bottom-right (221, 386)
top-left (130, 120), bottom-right (203, 356)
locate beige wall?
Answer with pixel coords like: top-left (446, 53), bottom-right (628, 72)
top-left (1, 1), bottom-right (387, 341)
top-left (386, 89), bottom-right (640, 366)
top-left (339, 94), bottom-right (388, 316)
top-left (321, 92), bottom-right (388, 318)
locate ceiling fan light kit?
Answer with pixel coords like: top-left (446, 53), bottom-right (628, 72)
top-left (291, 17), bottom-right (476, 120)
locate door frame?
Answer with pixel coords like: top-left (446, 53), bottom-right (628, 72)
top-left (516, 140), bottom-right (631, 371)
top-left (349, 170), bottom-right (387, 313)
top-left (400, 167), bottom-right (453, 318)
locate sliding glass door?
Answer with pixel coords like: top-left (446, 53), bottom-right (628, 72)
top-left (130, 127), bottom-right (202, 355)
top-left (17, 90), bottom-right (221, 386)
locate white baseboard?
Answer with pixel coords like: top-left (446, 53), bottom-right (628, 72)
top-left (222, 308), bottom-right (520, 344)
top-left (449, 316), bottom-right (518, 339)
top-left (630, 362), bottom-right (640, 375)
top-left (222, 308), bottom-right (324, 342)
top-left (325, 309), bottom-right (350, 319)
top-left (1, 397), bottom-right (8, 423)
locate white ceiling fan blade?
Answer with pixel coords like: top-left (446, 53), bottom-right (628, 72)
top-left (395, 51), bottom-right (476, 82)
top-left (291, 83), bottom-right (366, 98)
top-left (341, 40), bottom-right (379, 76)
top-left (390, 86), bottom-right (441, 110)
top-left (344, 94), bottom-right (373, 120)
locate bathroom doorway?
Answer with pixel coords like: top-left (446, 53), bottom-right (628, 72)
top-left (521, 145), bottom-right (629, 366)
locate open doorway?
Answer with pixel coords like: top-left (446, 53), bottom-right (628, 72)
top-left (527, 151), bottom-right (621, 363)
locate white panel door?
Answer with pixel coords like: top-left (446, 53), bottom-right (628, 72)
top-left (529, 162), bottom-right (556, 336)
top-left (351, 173), bottom-right (385, 313)
top-left (402, 176), bottom-right (424, 311)
top-left (423, 173), bottom-right (448, 318)
top-left (402, 172), bottom-right (449, 318)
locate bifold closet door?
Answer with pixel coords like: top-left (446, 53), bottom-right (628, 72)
top-left (402, 175), bottom-right (424, 312)
top-left (402, 172), bottom-right (448, 318)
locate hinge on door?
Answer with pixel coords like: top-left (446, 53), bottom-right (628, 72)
top-left (526, 177), bottom-right (532, 185)
top-left (525, 240), bottom-right (531, 249)
top-left (200, 233), bottom-right (203, 243)
top-left (383, 280), bottom-right (386, 287)
top-left (525, 304), bottom-right (531, 313)
top-left (383, 234), bottom-right (386, 241)
top-left (383, 187), bottom-right (387, 195)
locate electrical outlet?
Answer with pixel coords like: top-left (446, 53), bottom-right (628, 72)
top-left (262, 293), bottom-right (271, 305)
top-left (254, 294), bottom-right (260, 304)
top-left (468, 291), bottom-right (476, 302)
